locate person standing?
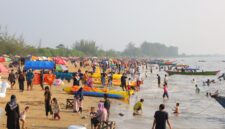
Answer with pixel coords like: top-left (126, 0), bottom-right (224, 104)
top-left (121, 73), bottom-right (127, 91)
top-left (44, 86), bottom-right (52, 118)
top-left (8, 70), bottom-right (16, 89)
top-left (103, 94), bottom-right (111, 120)
top-left (26, 69), bottom-right (34, 91)
top-left (107, 72), bottom-right (113, 87)
top-left (40, 70), bottom-right (44, 90)
top-left (5, 95), bottom-right (20, 129)
top-left (152, 104), bottom-right (172, 129)
top-left (164, 74), bottom-right (168, 84)
top-left (101, 72), bottom-right (106, 86)
top-left (195, 84), bottom-right (200, 94)
top-left (73, 73), bottom-right (80, 86)
top-left (157, 74), bottom-right (161, 88)
top-left (18, 72), bottom-right (25, 92)
top-left (73, 87), bottom-right (84, 113)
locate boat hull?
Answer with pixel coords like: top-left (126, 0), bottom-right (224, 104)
top-left (166, 71), bottom-right (219, 76)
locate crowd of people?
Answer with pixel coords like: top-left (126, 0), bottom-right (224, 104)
top-left (3, 57), bottom-right (203, 129)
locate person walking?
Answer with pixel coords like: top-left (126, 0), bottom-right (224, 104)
top-left (163, 83), bottom-right (169, 99)
top-left (8, 70), bottom-right (16, 89)
top-left (5, 95), bottom-right (20, 129)
top-left (26, 69), bottom-right (34, 91)
top-left (152, 104), bottom-right (172, 129)
top-left (18, 72), bottom-right (25, 92)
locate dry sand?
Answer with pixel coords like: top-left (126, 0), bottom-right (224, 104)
top-left (0, 62), bottom-right (117, 129)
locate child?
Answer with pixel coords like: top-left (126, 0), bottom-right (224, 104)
top-left (173, 103), bottom-right (180, 114)
top-left (163, 83), bottom-right (169, 99)
top-left (51, 98), bottom-right (61, 120)
top-left (90, 107), bottom-right (97, 129)
top-left (133, 99), bottom-right (144, 115)
top-left (20, 106), bottom-right (29, 129)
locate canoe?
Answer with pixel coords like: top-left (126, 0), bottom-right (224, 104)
top-left (166, 71), bottom-right (220, 76)
top-left (213, 96), bottom-right (225, 108)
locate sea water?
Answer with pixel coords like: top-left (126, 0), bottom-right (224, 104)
top-left (110, 57), bottom-right (225, 129)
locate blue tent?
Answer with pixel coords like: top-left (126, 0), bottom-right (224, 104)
top-left (24, 61), bottom-right (55, 70)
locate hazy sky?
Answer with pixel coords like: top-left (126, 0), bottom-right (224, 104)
top-left (1, 0), bottom-right (225, 55)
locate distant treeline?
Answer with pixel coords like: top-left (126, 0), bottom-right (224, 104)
top-left (0, 27), bottom-right (178, 57)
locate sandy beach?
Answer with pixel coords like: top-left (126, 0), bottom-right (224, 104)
top-left (0, 63), bottom-right (117, 129)
top-left (0, 79), bottom-right (107, 129)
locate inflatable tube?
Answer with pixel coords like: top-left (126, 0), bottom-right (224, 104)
top-left (63, 86), bottom-right (132, 99)
top-left (82, 91), bottom-right (123, 99)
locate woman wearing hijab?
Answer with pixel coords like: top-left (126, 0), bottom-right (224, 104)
top-left (5, 95), bottom-right (20, 129)
top-left (73, 87), bottom-right (84, 113)
top-left (96, 102), bottom-right (108, 123)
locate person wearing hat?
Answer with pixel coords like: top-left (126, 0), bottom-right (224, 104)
top-left (5, 95), bottom-right (20, 129)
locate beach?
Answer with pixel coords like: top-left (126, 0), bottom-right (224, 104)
top-left (0, 57), bottom-right (225, 129)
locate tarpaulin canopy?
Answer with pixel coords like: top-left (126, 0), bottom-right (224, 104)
top-left (24, 61), bottom-right (55, 70)
top-left (0, 63), bottom-right (8, 74)
top-left (54, 57), bottom-right (67, 65)
top-left (54, 72), bottom-right (73, 80)
top-left (0, 57), bottom-right (11, 62)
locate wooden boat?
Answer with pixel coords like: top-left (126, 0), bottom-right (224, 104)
top-left (213, 96), bottom-right (225, 108)
top-left (166, 70), bottom-right (220, 76)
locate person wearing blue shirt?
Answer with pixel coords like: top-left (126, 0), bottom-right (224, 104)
top-left (26, 69), bottom-right (34, 91)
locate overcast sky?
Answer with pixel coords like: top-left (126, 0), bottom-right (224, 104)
top-left (0, 0), bottom-right (225, 55)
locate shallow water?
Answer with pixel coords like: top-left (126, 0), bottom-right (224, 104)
top-left (110, 57), bottom-right (225, 129)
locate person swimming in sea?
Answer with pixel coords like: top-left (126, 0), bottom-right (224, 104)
top-left (173, 103), bottom-right (180, 114)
